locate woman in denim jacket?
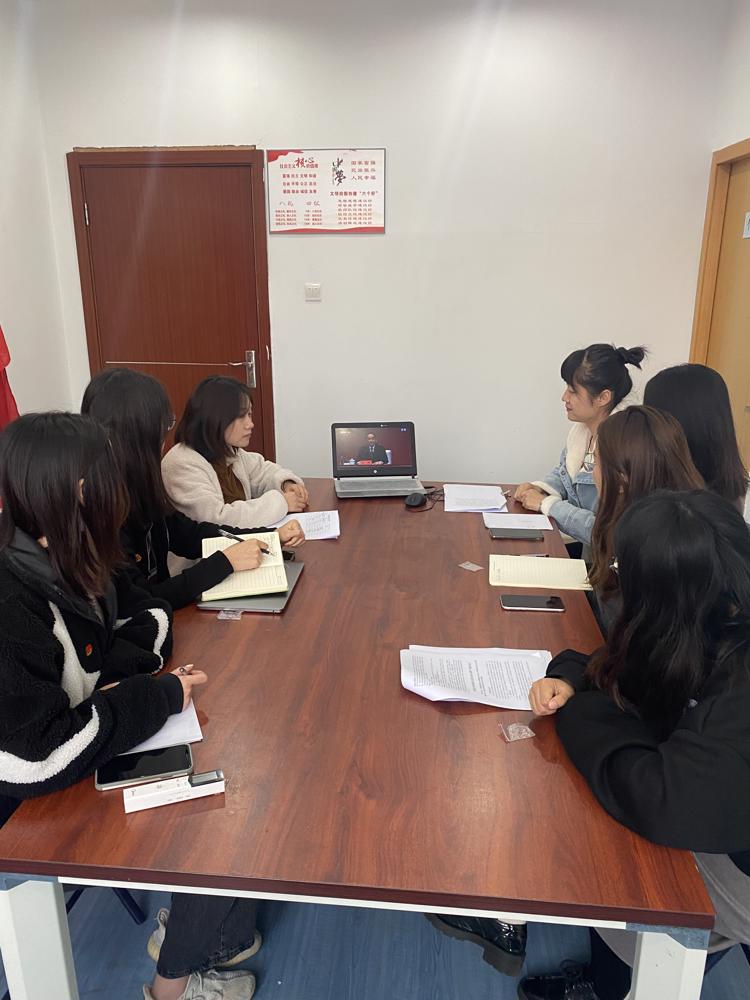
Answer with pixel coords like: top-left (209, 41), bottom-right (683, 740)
top-left (515, 344), bottom-right (646, 546)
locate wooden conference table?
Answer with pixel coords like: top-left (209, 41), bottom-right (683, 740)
top-left (0, 481), bottom-right (713, 1000)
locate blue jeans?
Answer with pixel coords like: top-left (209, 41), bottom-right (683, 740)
top-left (156, 894), bottom-right (258, 979)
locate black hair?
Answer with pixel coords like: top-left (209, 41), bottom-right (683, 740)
top-left (588, 490), bottom-right (750, 738)
top-left (560, 343), bottom-right (647, 412)
top-left (174, 376), bottom-right (252, 463)
top-left (643, 364), bottom-right (748, 507)
top-left (0, 413), bottom-right (128, 598)
top-left (81, 368), bottom-right (174, 526)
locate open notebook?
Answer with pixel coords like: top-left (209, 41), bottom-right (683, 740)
top-left (489, 554), bottom-right (592, 591)
top-left (200, 532), bottom-right (288, 601)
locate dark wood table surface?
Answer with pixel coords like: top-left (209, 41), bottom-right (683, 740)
top-left (0, 481), bottom-right (713, 929)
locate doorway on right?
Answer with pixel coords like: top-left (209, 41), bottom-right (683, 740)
top-left (691, 137), bottom-right (750, 469)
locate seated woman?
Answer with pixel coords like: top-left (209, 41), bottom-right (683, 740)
top-left (643, 363), bottom-right (748, 513)
top-left (514, 344), bottom-right (646, 547)
top-left (0, 413), bottom-right (257, 1000)
top-left (522, 490), bottom-right (750, 1000)
top-left (588, 405), bottom-right (703, 632)
top-left (162, 376), bottom-right (308, 529)
top-left (82, 368), bottom-right (304, 610)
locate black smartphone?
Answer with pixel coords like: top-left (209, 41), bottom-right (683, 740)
top-left (500, 594), bottom-right (565, 612)
top-left (95, 744), bottom-right (193, 790)
top-left (489, 528), bottom-right (545, 540)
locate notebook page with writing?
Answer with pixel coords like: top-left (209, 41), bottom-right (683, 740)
top-left (489, 555), bottom-right (591, 590)
top-left (200, 532), bottom-right (288, 601)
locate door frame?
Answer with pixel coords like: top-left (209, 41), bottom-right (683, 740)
top-left (66, 146), bottom-right (276, 459)
top-left (690, 136), bottom-right (750, 364)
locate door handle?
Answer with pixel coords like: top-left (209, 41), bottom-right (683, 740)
top-left (227, 350), bottom-right (256, 389)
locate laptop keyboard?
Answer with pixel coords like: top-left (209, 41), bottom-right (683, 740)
top-left (337, 478), bottom-right (423, 494)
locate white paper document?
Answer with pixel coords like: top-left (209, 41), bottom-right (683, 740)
top-left (482, 512), bottom-right (553, 530)
top-left (488, 554), bottom-right (592, 590)
top-left (271, 510), bottom-right (340, 540)
top-left (123, 701), bottom-right (203, 755)
top-left (444, 484), bottom-right (508, 513)
top-left (400, 645), bottom-right (551, 710)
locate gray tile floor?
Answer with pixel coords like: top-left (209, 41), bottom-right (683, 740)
top-left (1, 886), bottom-right (748, 999)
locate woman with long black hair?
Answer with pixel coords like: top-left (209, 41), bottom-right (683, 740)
top-left (82, 368), bottom-right (304, 610)
top-left (0, 412), bottom-right (261, 1000)
top-left (522, 490), bottom-right (750, 999)
top-left (643, 362), bottom-right (748, 512)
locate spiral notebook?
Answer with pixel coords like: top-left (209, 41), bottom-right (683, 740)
top-left (200, 532), bottom-right (288, 601)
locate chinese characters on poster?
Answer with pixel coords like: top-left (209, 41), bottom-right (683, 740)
top-left (267, 148), bottom-right (386, 233)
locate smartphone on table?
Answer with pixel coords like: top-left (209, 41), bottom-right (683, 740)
top-left (489, 528), bottom-right (545, 541)
top-left (500, 594), bottom-right (565, 613)
top-left (95, 744), bottom-right (193, 790)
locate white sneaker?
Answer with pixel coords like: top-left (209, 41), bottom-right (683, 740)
top-left (147, 908), bottom-right (262, 967)
top-left (142, 969), bottom-right (255, 999)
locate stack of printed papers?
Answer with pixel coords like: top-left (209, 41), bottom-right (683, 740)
top-left (444, 484), bottom-right (508, 513)
top-left (400, 644), bottom-right (551, 710)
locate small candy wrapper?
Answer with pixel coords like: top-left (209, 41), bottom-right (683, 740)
top-left (459, 561), bottom-right (483, 572)
top-left (499, 722), bottom-right (536, 743)
top-left (217, 609), bottom-right (243, 621)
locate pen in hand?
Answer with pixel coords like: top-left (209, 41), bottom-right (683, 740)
top-left (219, 529), bottom-right (270, 555)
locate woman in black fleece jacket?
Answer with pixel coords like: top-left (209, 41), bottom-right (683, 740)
top-left (521, 490), bottom-right (750, 1000)
top-left (0, 413), bottom-right (197, 803)
top-left (0, 414), bottom-right (260, 1000)
top-left (81, 367), bottom-right (304, 610)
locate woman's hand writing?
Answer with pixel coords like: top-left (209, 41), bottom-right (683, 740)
top-left (225, 538), bottom-right (265, 572)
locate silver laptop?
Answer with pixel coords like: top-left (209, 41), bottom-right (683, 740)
top-left (197, 561), bottom-right (304, 614)
top-left (332, 422), bottom-right (425, 498)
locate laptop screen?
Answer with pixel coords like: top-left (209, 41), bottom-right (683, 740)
top-left (331, 422), bottom-right (418, 478)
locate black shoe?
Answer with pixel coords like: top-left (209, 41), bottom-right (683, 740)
top-left (426, 914), bottom-right (527, 976)
top-left (518, 961), bottom-right (600, 999)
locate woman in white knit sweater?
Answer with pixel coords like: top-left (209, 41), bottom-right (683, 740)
top-left (162, 377), bottom-right (308, 530)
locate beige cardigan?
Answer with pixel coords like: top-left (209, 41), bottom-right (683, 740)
top-left (162, 443), bottom-right (304, 529)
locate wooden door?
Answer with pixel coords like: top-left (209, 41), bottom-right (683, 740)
top-left (67, 148), bottom-right (275, 458)
top-left (691, 139), bottom-right (750, 469)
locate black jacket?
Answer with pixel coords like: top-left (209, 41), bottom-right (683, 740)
top-left (548, 648), bottom-right (750, 875)
top-left (356, 443), bottom-right (389, 464)
top-left (0, 530), bottom-right (183, 802)
top-left (122, 511), bottom-right (266, 610)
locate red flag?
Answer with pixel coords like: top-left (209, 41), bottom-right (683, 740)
top-left (0, 325), bottom-right (19, 429)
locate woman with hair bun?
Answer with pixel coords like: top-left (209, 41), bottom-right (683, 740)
top-left (515, 343), bottom-right (646, 546)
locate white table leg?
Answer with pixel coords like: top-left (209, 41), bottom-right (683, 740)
top-left (630, 930), bottom-right (706, 1000)
top-left (0, 879), bottom-right (79, 1000)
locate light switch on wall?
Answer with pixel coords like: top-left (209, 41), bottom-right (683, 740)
top-left (304, 282), bottom-right (322, 301)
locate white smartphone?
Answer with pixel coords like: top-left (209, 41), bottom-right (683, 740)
top-left (94, 744), bottom-right (193, 790)
top-left (500, 594), bottom-right (565, 612)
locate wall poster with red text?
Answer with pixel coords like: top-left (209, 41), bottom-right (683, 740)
top-left (267, 148), bottom-right (385, 234)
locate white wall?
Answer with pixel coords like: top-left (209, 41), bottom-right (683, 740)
top-left (714, 0), bottom-right (750, 148)
top-left (0, 0), bottom-right (68, 411)
top-left (22, 0), bottom-right (735, 479)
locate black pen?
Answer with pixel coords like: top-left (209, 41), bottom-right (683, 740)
top-left (219, 529), bottom-right (270, 555)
